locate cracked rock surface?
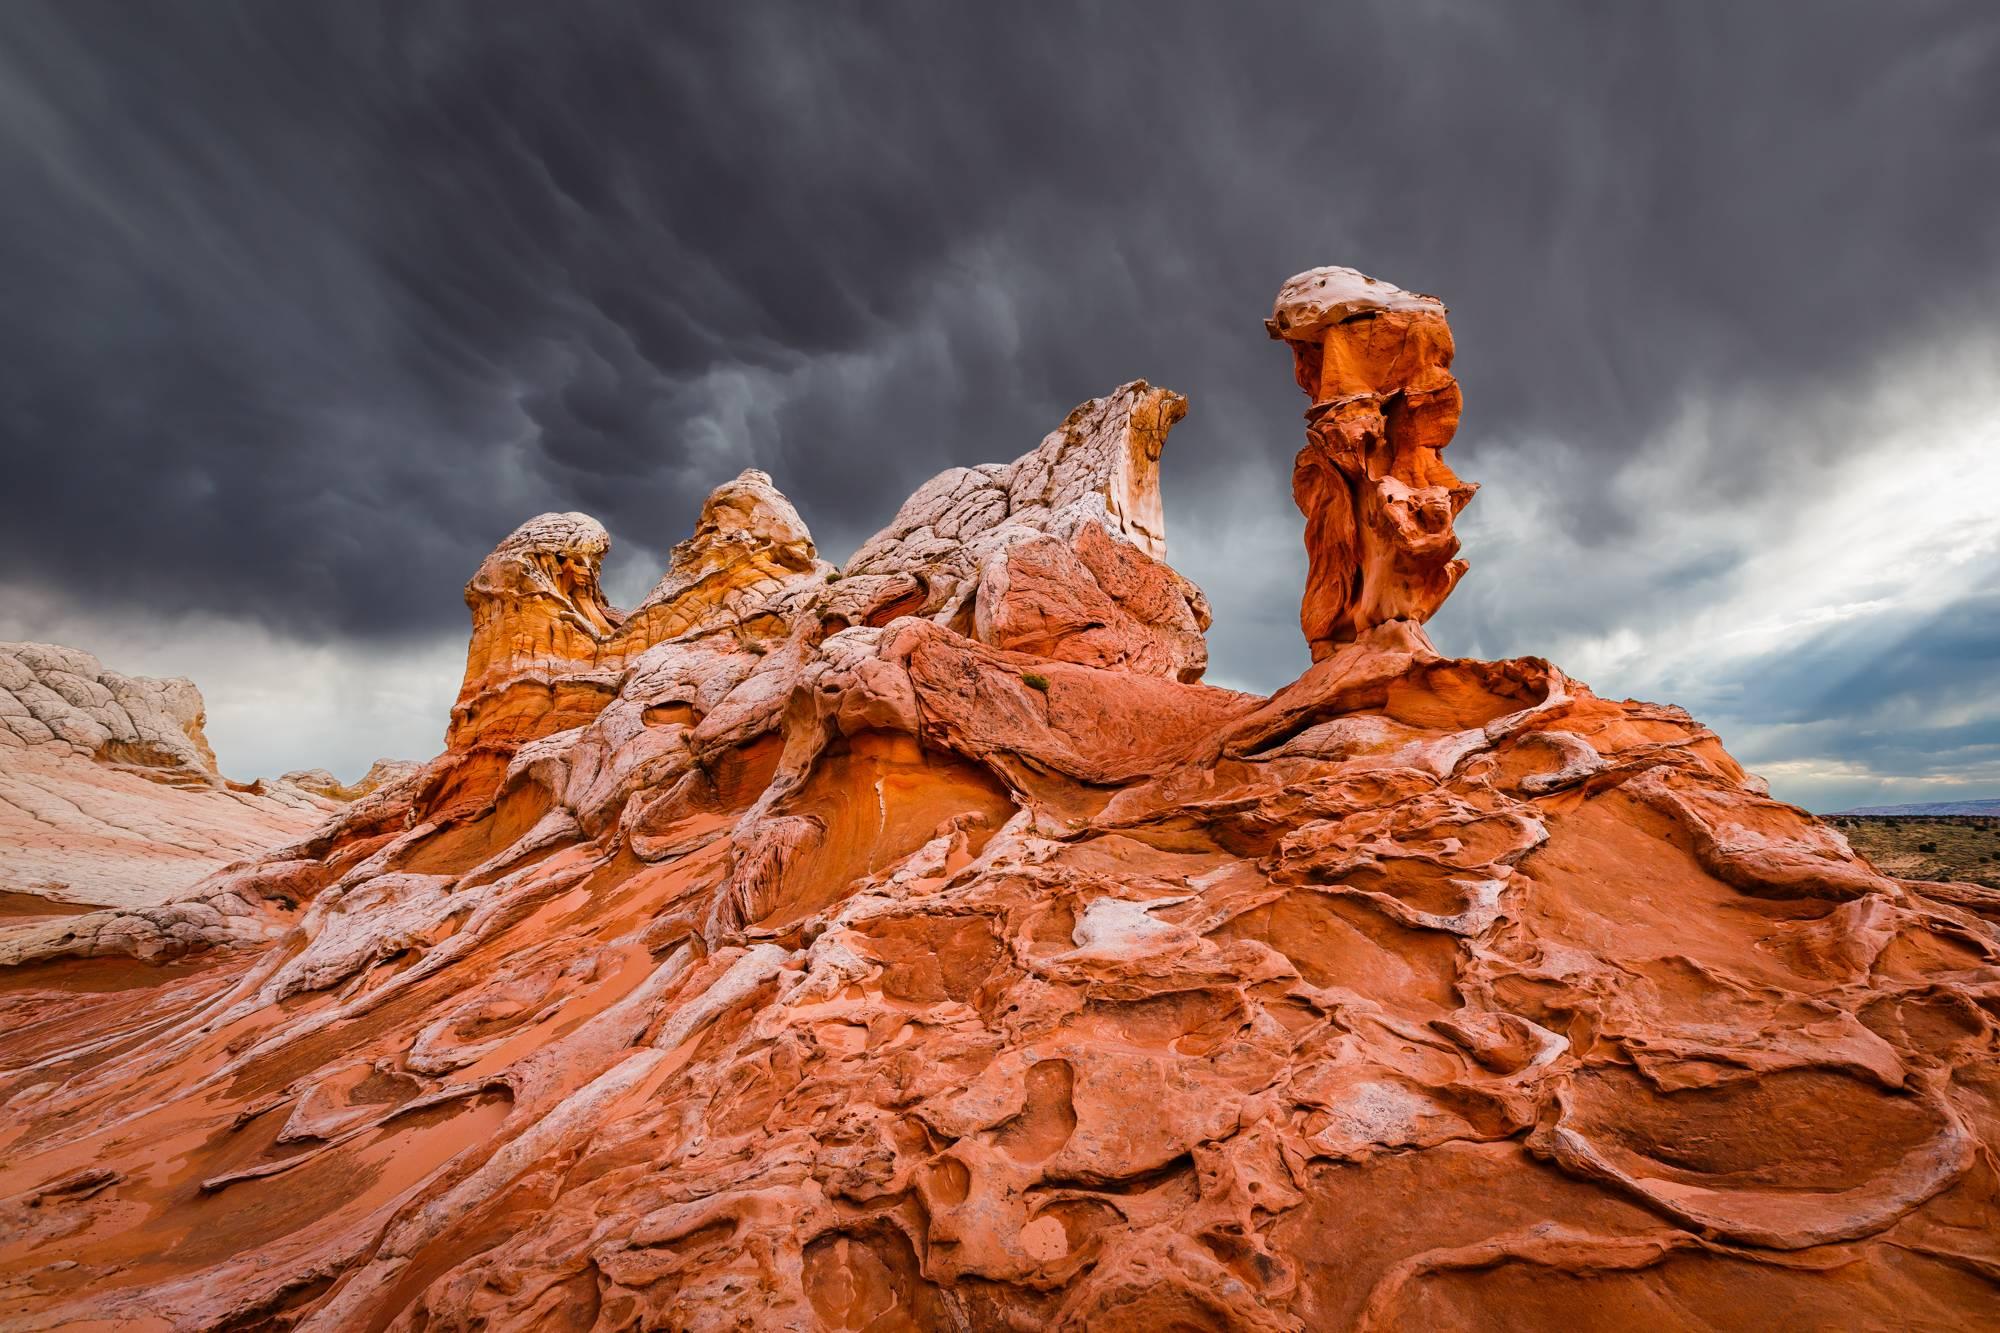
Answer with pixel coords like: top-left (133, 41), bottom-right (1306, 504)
top-left (1, 271), bottom-right (1997, 1331)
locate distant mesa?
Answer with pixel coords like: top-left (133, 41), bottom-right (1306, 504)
top-left (1834, 797), bottom-right (2000, 817)
top-left (1, 269), bottom-right (1996, 1330)
top-left (279, 759), bottom-right (425, 804)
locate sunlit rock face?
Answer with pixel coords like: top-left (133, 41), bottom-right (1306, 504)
top-left (450, 510), bottom-right (627, 755)
top-left (3, 272), bottom-right (1998, 1332)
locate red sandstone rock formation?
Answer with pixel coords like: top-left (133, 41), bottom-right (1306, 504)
top-left (2, 271), bottom-right (1997, 1331)
top-left (1268, 267), bottom-right (1474, 658)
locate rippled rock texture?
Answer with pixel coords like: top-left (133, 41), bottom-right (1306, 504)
top-left (0, 643), bottom-right (356, 969)
top-left (2, 269), bottom-right (1996, 1331)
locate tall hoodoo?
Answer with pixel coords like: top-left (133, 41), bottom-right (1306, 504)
top-left (1268, 266), bottom-right (1475, 658)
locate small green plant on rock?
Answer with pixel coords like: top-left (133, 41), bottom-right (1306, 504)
top-left (1021, 671), bottom-right (1050, 692)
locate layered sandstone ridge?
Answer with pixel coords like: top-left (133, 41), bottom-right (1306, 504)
top-left (1, 271), bottom-right (1996, 1332)
top-left (0, 644), bottom-right (345, 931)
top-left (848, 381), bottom-right (1209, 682)
top-left (3, 641), bottom-right (222, 784)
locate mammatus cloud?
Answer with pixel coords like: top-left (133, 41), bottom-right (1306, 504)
top-left (0, 2), bottom-right (1995, 804)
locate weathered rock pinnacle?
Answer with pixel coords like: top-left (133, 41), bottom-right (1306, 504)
top-left (1269, 265), bottom-right (1475, 657)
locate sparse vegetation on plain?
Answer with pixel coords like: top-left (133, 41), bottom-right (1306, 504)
top-left (1827, 815), bottom-right (2000, 887)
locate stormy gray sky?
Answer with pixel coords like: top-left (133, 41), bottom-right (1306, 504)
top-left (2, 2), bottom-right (1996, 811)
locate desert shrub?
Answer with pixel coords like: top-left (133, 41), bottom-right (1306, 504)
top-left (1917, 841), bottom-right (1938, 853)
top-left (1021, 671), bottom-right (1050, 692)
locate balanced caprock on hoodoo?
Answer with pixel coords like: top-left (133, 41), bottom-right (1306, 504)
top-left (1, 268), bottom-right (1995, 1331)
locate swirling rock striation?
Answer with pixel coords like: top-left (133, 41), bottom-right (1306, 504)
top-left (0, 644), bottom-right (351, 935)
top-left (1, 271), bottom-right (1997, 1332)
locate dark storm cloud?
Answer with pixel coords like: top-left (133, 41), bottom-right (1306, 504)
top-left (2, 1), bottom-right (1997, 797)
top-left (1682, 583), bottom-right (2000, 811)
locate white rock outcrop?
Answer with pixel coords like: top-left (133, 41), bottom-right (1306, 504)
top-left (0, 642), bottom-right (385, 917)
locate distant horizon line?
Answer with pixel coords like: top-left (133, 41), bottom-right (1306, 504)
top-left (1828, 798), bottom-right (2000, 816)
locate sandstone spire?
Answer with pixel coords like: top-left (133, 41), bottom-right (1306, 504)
top-left (621, 468), bottom-right (823, 644)
top-left (1269, 265), bottom-right (1476, 657)
top-left (451, 511), bottom-right (625, 750)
